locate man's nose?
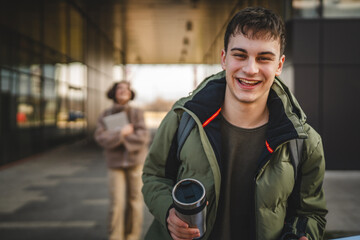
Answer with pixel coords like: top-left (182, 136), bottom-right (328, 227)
top-left (243, 58), bottom-right (259, 75)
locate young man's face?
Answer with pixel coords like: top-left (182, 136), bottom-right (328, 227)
top-left (221, 32), bottom-right (285, 106)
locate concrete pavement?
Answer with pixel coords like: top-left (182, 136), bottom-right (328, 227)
top-left (0, 141), bottom-right (359, 240)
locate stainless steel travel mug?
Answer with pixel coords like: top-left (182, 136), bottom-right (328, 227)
top-left (172, 178), bottom-right (207, 239)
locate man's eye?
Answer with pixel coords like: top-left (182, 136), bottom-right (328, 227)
top-left (234, 54), bottom-right (246, 58)
top-left (258, 57), bottom-right (271, 61)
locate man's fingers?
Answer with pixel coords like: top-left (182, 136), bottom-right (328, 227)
top-left (168, 221), bottom-right (199, 234)
top-left (299, 237), bottom-right (308, 240)
top-left (168, 224), bottom-right (199, 240)
top-left (167, 217), bottom-right (200, 238)
top-left (167, 208), bottom-right (201, 239)
top-left (167, 208), bottom-right (188, 227)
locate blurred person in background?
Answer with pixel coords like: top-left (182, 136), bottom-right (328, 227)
top-left (142, 6), bottom-right (327, 240)
top-left (95, 81), bottom-right (149, 240)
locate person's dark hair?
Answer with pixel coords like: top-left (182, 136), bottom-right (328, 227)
top-left (106, 80), bottom-right (135, 103)
top-left (224, 6), bottom-right (286, 56)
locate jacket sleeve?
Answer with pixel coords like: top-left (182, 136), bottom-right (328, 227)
top-left (280, 128), bottom-right (328, 240)
top-left (142, 110), bottom-right (179, 233)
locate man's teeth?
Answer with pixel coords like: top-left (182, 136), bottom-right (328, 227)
top-left (238, 79), bottom-right (259, 85)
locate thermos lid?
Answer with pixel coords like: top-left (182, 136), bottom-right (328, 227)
top-left (173, 178), bottom-right (205, 205)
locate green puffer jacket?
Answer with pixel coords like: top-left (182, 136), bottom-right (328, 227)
top-left (142, 71), bottom-right (327, 240)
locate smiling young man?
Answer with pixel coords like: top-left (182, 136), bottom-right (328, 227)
top-left (142, 7), bottom-right (327, 240)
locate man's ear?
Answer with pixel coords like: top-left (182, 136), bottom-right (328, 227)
top-left (221, 49), bottom-right (226, 70)
top-left (275, 55), bottom-right (285, 76)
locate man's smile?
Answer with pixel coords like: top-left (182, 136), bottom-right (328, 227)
top-left (236, 78), bottom-right (262, 87)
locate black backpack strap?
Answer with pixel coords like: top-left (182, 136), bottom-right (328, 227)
top-left (177, 111), bottom-right (196, 160)
top-left (165, 111), bottom-right (196, 183)
top-left (289, 138), bottom-right (305, 180)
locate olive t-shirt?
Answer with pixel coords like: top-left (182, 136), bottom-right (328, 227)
top-left (210, 115), bottom-right (267, 239)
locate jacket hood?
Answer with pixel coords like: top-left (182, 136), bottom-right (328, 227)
top-left (271, 77), bottom-right (307, 134)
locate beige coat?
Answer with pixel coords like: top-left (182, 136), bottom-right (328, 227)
top-left (94, 104), bottom-right (149, 168)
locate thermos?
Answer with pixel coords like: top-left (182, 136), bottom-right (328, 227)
top-left (172, 178), bottom-right (207, 239)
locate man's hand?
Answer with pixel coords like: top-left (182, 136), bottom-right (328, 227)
top-left (167, 208), bottom-right (200, 240)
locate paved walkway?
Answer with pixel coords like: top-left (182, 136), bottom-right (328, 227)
top-left (0, 141), bottom-right (359, 240)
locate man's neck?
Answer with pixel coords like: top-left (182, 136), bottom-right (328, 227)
top-left (222, 93), bottom-right (269, 129)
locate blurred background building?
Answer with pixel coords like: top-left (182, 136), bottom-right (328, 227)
top-left (0, 0), bottom-right (359, 169)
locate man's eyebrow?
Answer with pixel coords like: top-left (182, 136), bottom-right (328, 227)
top-left (230, 47), bottom-right (247, 53)
top-left (258, 51), bottom-right (276, 56)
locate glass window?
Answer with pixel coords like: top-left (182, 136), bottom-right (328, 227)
top-left (43, 78), bottom-right (57, 125)
top-left (68, 87), bottom-right (86, 129)
top-left (18, 73), bottom-right (30, 96)
top-left (44, 100), bottom-right (57, 125)
top-left (324, 0), bottom-right (360, 18)
top-left (293, 0), bottom-right (321, 18)
top-left (30, 64), bottom-right (41, 76)
top-left (16, 97), bottom-right (41, 127)
top-left (55, 63), bottom-right (67, 82)
top-left (69, 62), bottom-right (85, 88)
top-left (31, 75), bottom-right (41, 98)
top-left (67, 62), bottom-right (86, 129)
top-left (1, 69), bottom-right (11, 92)
top-left (43, 64), bottom-right (56, 79)
top-left (43, 78), bottom-right (56, 99)
top-left (17, 73), bottom-right (41, 127)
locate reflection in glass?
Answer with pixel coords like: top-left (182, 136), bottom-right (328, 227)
top-left (293, 0), bottom-right (360, 18)
top-left (293, 0), bottom-right (321, 18)
top-left (16, 98), bottom-right (41, 128)
top-left (44, 64), bottom-right (56, 79)
top-left (1, 69), bottom-right (11, 92)
top-left (69, 62), bottom-right (86, 88)
top-left (54, 62), bottom-right (87, 129)
top-left (55, 63), bottom-right (67, 82)
top-left (324, 0), bottom-right (360, 18)
top-left (18, 73), bottom-right (30, 96)
top-left (43, 78), bottom-right (56, 125)
top-left (17, 72), bottom-right (41, 128)
top-left (31, 75), bottom-right (41, 97)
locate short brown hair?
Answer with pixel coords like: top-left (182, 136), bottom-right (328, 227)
top-left (106, 81), bottom-right (135, 103)
top-left (224, 7), bottom-right (286, 56)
